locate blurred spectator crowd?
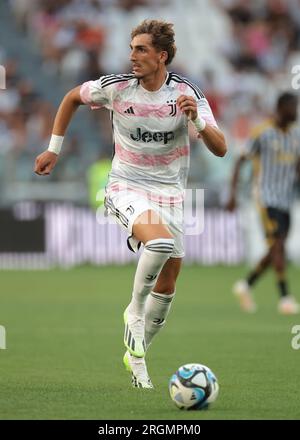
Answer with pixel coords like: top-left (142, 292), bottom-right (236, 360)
top-left (1, 0), bottom-right (300, 203)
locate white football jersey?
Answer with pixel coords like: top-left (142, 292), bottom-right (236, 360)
top-left (80, 72), bottom-right (218, 204)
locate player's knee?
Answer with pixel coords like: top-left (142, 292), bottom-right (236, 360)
top-left (271, 242), bottom-right (285, 271)
top-left (154, 283), bottom-right (176, 294)
top-left (144, 237), bottom-right (175, 257)
top-left (272, 239), bottom-right (285, 255)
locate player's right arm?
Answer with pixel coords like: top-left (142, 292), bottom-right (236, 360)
top-left (34, 86), bottom-right (84, 175)
top-left (226, 155), bottom-right (246, 211)
top-left (226, 134), bottom-right (261, 211)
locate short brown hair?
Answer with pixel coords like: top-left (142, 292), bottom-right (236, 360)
top-left (131, 19), bottom-right (177, 65)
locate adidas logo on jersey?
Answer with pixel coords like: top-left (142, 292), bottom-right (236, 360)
top-left (130, 128), bottom-right (175, 144)
top-left (124, 106), bottom-right (135, 114)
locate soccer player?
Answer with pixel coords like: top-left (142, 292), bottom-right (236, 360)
top-left (34, 20), bottom-right (226, 388)
top-left (227, 92), bottom-right (300, 315)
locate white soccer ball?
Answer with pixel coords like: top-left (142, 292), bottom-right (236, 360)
top-left (169, 363), bottom-right (219, 410)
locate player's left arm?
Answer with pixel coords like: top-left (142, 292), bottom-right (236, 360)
top-left (177, 94), bottom-right (227, 157)
top-left (296, 158), bottom-right (300, 180)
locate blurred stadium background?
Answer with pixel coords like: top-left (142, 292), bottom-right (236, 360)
top-left (0, 0), bottom-right (300, 268)
top-left (1, 0), bottom-right (300, 420)
top-left (1, 0), bottom-right (300, 268)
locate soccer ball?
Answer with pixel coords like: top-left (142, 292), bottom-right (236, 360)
top-left (169, 363), bottom-right (219, 410)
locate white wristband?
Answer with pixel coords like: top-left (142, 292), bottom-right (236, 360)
top-left (47, 134), bottom-right (64, 155)
top-left (192, 116), bottom-right (206, 132)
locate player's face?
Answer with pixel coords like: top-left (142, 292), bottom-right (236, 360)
top-left (130, 34), bottom-right (165, 78)
top-left (280, 100), bottom-right (298, 123)
top-left (286, 101), bottom-right (298, 123)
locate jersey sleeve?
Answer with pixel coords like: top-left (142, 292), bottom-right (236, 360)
top-left (80, 76), bottom-right (114, 110)
top-left (184, 81), bottom-right (218, 127)
top-left (197, 97), bottom-right (218, 128)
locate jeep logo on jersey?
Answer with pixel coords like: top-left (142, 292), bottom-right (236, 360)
top-left (130, 128), bottom-right (174, 144)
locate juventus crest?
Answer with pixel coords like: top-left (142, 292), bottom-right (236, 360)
top-left (167, 100), bottom-right (177, 116)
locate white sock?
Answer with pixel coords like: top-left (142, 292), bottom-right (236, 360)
top-left (145, 290), bottom-right (176, 349)
top-left (128, 238), bottom-right (174, 317)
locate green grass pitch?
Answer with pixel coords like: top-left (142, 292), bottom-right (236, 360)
top-left (0, 265), bottom-right (300, 420)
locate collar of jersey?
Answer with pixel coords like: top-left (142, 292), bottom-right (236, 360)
top-left (138, 72), bottom-right (170, 94)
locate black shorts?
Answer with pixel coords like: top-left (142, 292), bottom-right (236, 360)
top-left (259, 206), bottom-right (290, 243)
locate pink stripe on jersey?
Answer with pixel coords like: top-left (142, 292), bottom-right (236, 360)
top-left (115, 143), bottom-right (189, 166)
top-left (113, 100), bottom-right (172, 118)
top-left (107, 183), bottom-right (184, 204)
top-left (116, 81), bottom-right (130, 91)
top-left (80, 81), bottom-right (102, 109)
top-left (175, 83), bottom-right (188, 92)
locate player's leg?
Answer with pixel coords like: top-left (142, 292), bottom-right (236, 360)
top-left (123, 258), bottom-right (181, 389)
top-left (265, 208), bottom-right (299, 313)
top-left (105, 192), bottom-right (175, 387)
top-left (123, 209), bottom-right (175, 387)
top-left (233, 205), bottom-right (275, 312)
top-left (245, 249), bottom-right (272, 287)
top-left (143, 202), bottom-right (184, 348)
top-left (271, 236), bottom-right (286, 291)
top-left (144, 257), bottom-right (182, 349)
top-left (124, 209), bottom-right (175, 354)
top-left (258, 207), bottom-right (298, 314)
top-left (233, 248), bottom-right (272, 312)
top-left (271, 236), bottom-right (299, 314)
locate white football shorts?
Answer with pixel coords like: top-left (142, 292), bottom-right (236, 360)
top-left (104, 189), bottom-right (184, 258)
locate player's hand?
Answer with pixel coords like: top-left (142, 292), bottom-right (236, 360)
top-left (225, 195), bottom-right (237, 212)
top-left (177, 95), bottom-right (197, 120)
top-left (34, 151), bottom-right (58, 176)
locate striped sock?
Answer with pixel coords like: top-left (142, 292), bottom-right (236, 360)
top-left (128, 238), bottom-right (174, 317)
top-left (145, 291), bottom-right (176, 349)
